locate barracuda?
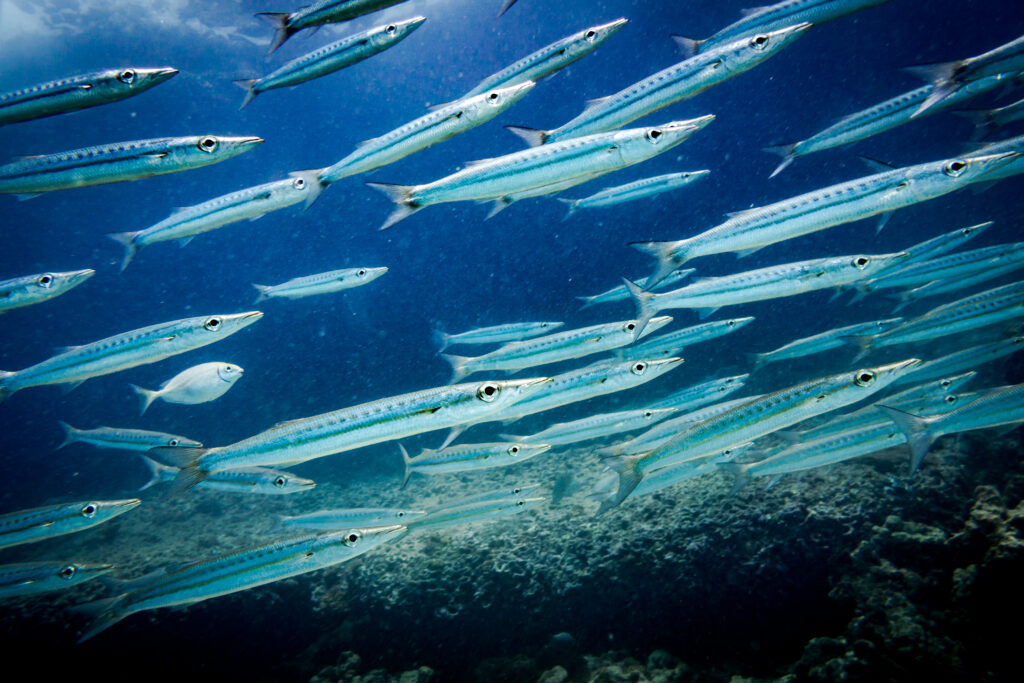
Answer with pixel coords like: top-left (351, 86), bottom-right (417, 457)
top-left (961, 96), bottom-right (1024, 140)
top-left (857, 240), bottom-right (1024, 296)
top-left (435, 321), bottom-right (564, 352)
top-left (765, 75), bottom-right (1008, 176)
top-left (618, 316), bottom-right (755, 361)
top-left (0, 269), bottom-right (93, 313)
top-left (507, 25), bottom-right (807, 146)
top-left (0, 135), bottom-right (262, 198)
top-left (881, 384), bottom-right (1024, 472)
top-left (56, 422), bottom-right (202, 452)
top-left (577, 269), bottom-right (695, 310)
top-left (320, 81), bottom-right (536, 185)
top-left (0, 311), bottom-right (262, 403)
top-left (0, 499), bottom-right (140, 550)
top-left (138, 457), bottom-right (315, 495)
top-left (647, 374), bottom-right (749, 412)
top-left (77, 524), bottom-right (407, 641)
top-left (154, 377), bottom-right (551, 487)
top-left (236, 17), bottom-right (424, 109)
top-left (626, 252), bottom-right (909, 337)
top-left (366, 117), bottom-right (713, 229)
top-left (0, 561), bottom-right (113, 599)
top-left (558, 171), bottom-right (709, 219)
top-left (600, 395), bottom-right (756, 456)
top-left (0, 67), bottom-right (177, 126)
top-left (502, 408), bottom-right (677, 448)
top-left (965, 134), bottom-right (1024, 186)
top-left (443, 484), bottom-right (543, 507)
top-left (909, 33), bottom-right (1024, 116)
top-left (892, 254), bottom-right (1024, 311)
top-left (407, 496), bottom-right (545, 531)
top-left (892, 337), bottom-right (1024, 387)
top-left (276, 509), bottom-right (425, 530)
top-left (687, 0), bottom-right (890, 53)
top-left (442, 316), bottom-right (673, 383)
top-left (108, 172), bottom-right (322, 270)
top-left (456, 19), bottom-right (627, 101)
top-left (748, 317), bottom-right (902, 371)
top-left (633, 152), bottom-right (1018, 284)
top-left (254, 267), bottom-right (388, 303)
top-left (257, 0), bottom-right (410, 54)
top-left (599, 359), bottom-right (920, 509)
top-left (629, 442), bottom-right (756, 498)
top-left (399, 442), bottom-right (551, 488)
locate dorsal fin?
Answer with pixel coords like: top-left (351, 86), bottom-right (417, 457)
top-left (740, 6), bottom-right (769, 17)
top-left (582, 96), bottom-right (612, 113)
top-left (859, 155), bottom-right (896, 173)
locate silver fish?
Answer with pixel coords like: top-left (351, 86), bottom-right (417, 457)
top-left (407, 496), bottom-right (545, 531)
top-left (558, 171), bottom-right (709, 219)
top-left (399, 442), bottom-right (551, 488)
top-left (0, 499), bottom-right (140, 550)
top-left (618, 317), bottom-right (755, 361)
top-left (577, 269), bottom-right (695, 309)
top-left (908, 33), bottom-right (1024, 115)
top-left (748, 317), bottom-right (902, 371)
top-left (253, 267), bottom-right (388, 302)
top-left (138, 457), bottom-right (314, 495)
top-left (435, 321), bottom-right (564, 352)
top-left (276, 508), bottom-right (425, 530)
top-left (56, 422), bottom-right (202, 452)
top-left (257, 0), bottom-right (411, 54)
top-left (646, 374), bottom-right (749, 412)
top-left (958, 95), bottom-right (1024, 140)
top-left (0, 269), bottom-right (94, 314)
top-left (501, 408), bottom-right (677, 447)
top-left (892, 336), bottom-right (1024, 387)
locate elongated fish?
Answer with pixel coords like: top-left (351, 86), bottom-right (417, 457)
top-left (276, 508), bottom-right (425, 530)
top-left (0, 269), bottom-right (94, 314)
top-left (253, 267), bottom-right (387, 302)
top-left (577, 269), bottom-right (694, 309)
top-left (435, 321), bottom-right (564, 352)
top-left (646, 374), bottom-right (749, 412)
top-left (892, 336), bottom-right (1024, 387)
top-left (0, 311), bottom-right (263, 403)
top-left (958, 96), bottom-right (1024, 140)
top-left (0, 499), bottom-right (140, 550)
top-left (0, 136), bottom-right (263, 198)
top-left (506, 25), bottom-right (807, 146)
top-left (407, 496), bottom-right (545, 531)
top-left (442, 316), bottom-right (673, 383)
top-left (130, 362), bottom-right (244, 415)
top-left (0, 67), bottom-right (177, 127)
top-left (455, 19), bottom-right (627, 101)
top-left (618, 317), bottom-right (755, 360)
top-left (236, 17), bottom-right (424, 110)
top-left (441, 484), bottom-right (543, 507)
top-left (633, 152), bottom-right (1018, 284)
top-left (626, 252), bottom-right (909, 337)
top-left (601, 395), bottom-right (756, 456)
top-left (628, 443), bottom-right (755, 498)
top-left (686, 0), bottom-right (891, 54)
top-left (56, 422), bottom-right (202, 452)
top-left (366, 117), bottom-right (714, 229)
top-left (398, 442), bottom-right (550, 488)
top-left (257, 0), bottom-right (410, 54)
top-left (558, 171), bottom-right (709, 219)
top-left (501, 408), bottom-right (677, 447)
top-left (908, 33), bottom-right (1024, 116)
top-left (599, 359), bottom-right (920, 509)
top-left (0, 561), bottom-right (113, 599)
top-left (877, 221), bottom-right (991, 272)
top-left (893, 255), bottom-right (1024, 311)
top-left (320, 81), bottom-right (536, 185)
top-left (153, 378), bottom-right (551, 486)
top-left (138, 457), bottom-right (315, 495)
top-left (857, 240), bottom-right (1024, 297)
top-left (748, 317), bottom-right (902, 371)
top-left (76, 524), bottom-right (407, 641)
top-left (107, 171), bottom-right (322, 270)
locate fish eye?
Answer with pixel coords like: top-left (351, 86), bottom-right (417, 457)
top-left (940, 379), bottom-right (952, 387)
top-left (197, 136), bottom-right (219, 154)
top-left (477, 383), bottom-right (500, 402)
top-left (273, 476), bottom-right (286, 488)
top-left (508, 446), bottom-right (520, 455)
top-left (357, 269), bottom-right (367, 276)
top-left (624, 322), bottom-right (636, 332)
top-left (631, 362), bottom-right (647, 376)
top-left (512, 487), bottom-right (522, 494)
top-left (853, 370), bottom-right (876, 387)
top-left (168, 438), bottom-right (180, 446)
top-left (204, 317), bottom-right (222, 331)
top-left (944, 394), bottom-right (958, 404)
top-left (749, 34), bottom-right (769, 49)
top-left (292, 177), bottom-right (306, 189)
top-left (58, 565), bottom-right (77, 580)
top-left (385, 24), bottom-right (397, 34)
top-left (723, 449), bottom-right (732, 456)
top-left (646, 128), bottom-right (663, 143)
top-left (584, 29), bottom-right (597, 42)
top-left (36, 274), bottom-right (53, 288)
top-left (943, 159), bottom-right (968, 177)
top-left (345, 532), bottom-right (361, 545)
top-left (852, 256), bottom-right (871, 270)
top-left (397, 511), bottom-right (405, 517)
top-left (644, 411), bottom-right (653, 418)
top-left (118, 69), bottom-right (136, 84)
top-left (516, 500), bottom-right (525, 506)
top-left (80, 503), bottom-right (97, 518)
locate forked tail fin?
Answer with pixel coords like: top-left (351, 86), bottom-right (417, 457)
top-left (232, 79), bottom-right (258, 110)
top-left (106, 232), bottom-right (141, 272)
top-left (129, 384), bottom-right (158, 416)
top-left (365, 182), bottom-right (421, 230)
top-left (629, 240), bottom-right (687, 289)
top-left (255, 12), bottom-right (295, 54)
top-left (594, 455), bottom-right (644, 514)
top-left (399, 443), bottom-right (413, 490)
top-left (504, 125), bottom-right (549, 147)
top-left (252, 284), bottom-right (271, 304)
top-left (841, 334), bottom-right (874, 363)
top-left (622, 278), bottom-right (657, 341)
top-left (670, 34), bottom-right (705, 57)
top-left (763, 143), bottom-right (798, 178)
top-left (716, 462), bottom-right (752, 495)
top-left (904, 62), bottom-right (962, 117)
top-left (56, 421), bottom-right (79, 451)
top-left (147, 446), bottom-right (209, 494)
top-left (556, 197), bottom-right (578, 221)
top-left (441, 354), bottom-right (472, 384)
top-left (74, 595), bottom-right (130, 643)
top-left (875, 405), bottom-right (939, 475)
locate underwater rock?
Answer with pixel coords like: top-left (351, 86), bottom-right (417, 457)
top-left (536, 665), bottom-right (568, 683)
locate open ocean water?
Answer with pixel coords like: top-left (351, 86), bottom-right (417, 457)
top-left (2, 1), bottom-right (1024, 681)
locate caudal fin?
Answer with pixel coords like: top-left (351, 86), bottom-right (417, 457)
top-left (55, 421), bottom-right (79, 451)
top-left (365, 182), bottom-right (421, 229)
top-left (622, 278), bottom-right (657, 341)
top-left (745, 352), bottom-right (767, 374)
top-left (252, 284), bottom-right (271, 304)
top-left (763, 143), bottom-right (798, 178)
top-left (0, 370), bottom-right (17, 404)
top-left (876, 405), bottom-right (938, 475)
top-left (74, 595), bottom-right (129, 643)
top-left (841, 334), bottom-right (874, 363)
top-left (595, 455), bottom-right (644, 514)
top-left (106, 232), bottom-right (141, 272)
top-left (147, 446), bottom-right (209, 494)
top-left (441, 353), bottom-right (472, 384)
top-left (716, 462), bottom-right (752, 495)
top-left (629, 240), bottom-right (687, 289)
top-left (504, 125), bottom-right (549, 147)
top-left (953, 109), bottom-right (998, 141)
top-left (129, 384), bottom-right (158, 416)
top-left (556, 197), bottom-right (578, 221)
top-left (137, 455), bottom-right (170, 491)
top-left (432, 327), bottom-right (450, 352)
top-left (399, 443), bottom-right (413, 490)
top-left (255, 12), bottom-right (295, 54)
top-left (233, 79), bottom-right (258, 110)
top-left (904, 61), bottom-right (962, 117)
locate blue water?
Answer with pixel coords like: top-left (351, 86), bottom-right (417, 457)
top-left (1, 0), bottom-right (1023, 679)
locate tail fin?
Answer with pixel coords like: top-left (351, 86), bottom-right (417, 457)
top-left (147, 446), bottom-right (209, 494)
top-left (290, 170), bottom-right (324, 210)
top-left (0, 370), bottom-right (14, 404)
top-left (903, 62), bottom-right (962, 117)
top-left (399, 443), bottom-right (413, 490)
top-left (129, 384), bottom-right (158, 416)
top-left (595, 455), bottom-right (643, 514)
top-left (629, 240), bottom-right (686, 289)
top-left (255, 12), bottom-right (294, 54)
top-left (55, 421), bottom-right (80, 450)
top-left (889, 290), bottom-right (915, 314)
top-left (433, 327), bottom-right (450, 352)
top-left (670, 34), bottom-right (704, 57)
top-left (74, 595), bottom-right (129, 643)
top-left (716, 462), bottom-right (752, 495)
top-left (106, 232), bottom-right (141, 272)
top-left (876, 405), bottom-right (938, 475)
top-left (137, 455), bottom-right (170, 491)
top-left (365, 182), bottom-right (421, 230)
top-left (746, 352), bottom-right (767, 374)
top-left (556, 197), bottom-right (578, 221)
top-left (252, 284), bottom-right (271, 304)
top-left (576, 295), bottom-right (597, 310)
top-left (441, 354), bottom-right (472, 384)
top-left (841, 334), bottom-right (874, 363)
top-left (623, 278), bottom-right (657, 341)
top-left (504, 125), bottom-right (549, 147)
top-left (497, 0), bottom-right (518, 17)
top-left (233, 79), bottom-right (258, 110)
top-left (763, 143), bottom-right (797, 178)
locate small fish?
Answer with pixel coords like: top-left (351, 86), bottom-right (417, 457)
top-left (398, 442), bottom-right (551, 488)
top-left (859, 240), bottom-right (1024, 296)
top-left (0, 67), bottom-right (177, 127)
top-left (601, 395), bottom-right (756, 456)
top-left (0, 136), bottom-right (262, 198)
top-left (130, 362), bottom-right (244, 415)
top-left (253, 267), bottom-right (388, 303)
top-left (0, 499), bottom-right (141, 550)
top-left (892, 254), bottom-right (1024, 311)
top-left (646, 374), bottom-right (749, 412)
top-left (577, 269), bottom-right (694, 310)
top-left (235, 17), bottom-right (425, 109)
top-left (442, 483), bottom-right (543, 507)
top-left (501, 408), bottom-right (677, 447)
top-left (0, 561), bottom-right (113, 599)
top-left (558, 171), bottom-right (709, 219)
top-left (631, 442), bottom-right (756, 498)
top-left (0, 269), bottom-right (94, 314)
top-left (748, 317), bottom-right (902, 371)
top-left (0, 312), bottom-right (262, 404)
top-left (892, 336), bottom-right (1024, 387)
top-left (257, 0), bottom-right (411, 54)
top-left (56, 422), bottom-right (202, 452)
top-left (138, 457), bottom-right (314, 495)
top-left (275, 508), bottom-right (426, 530)
top-left (407, 496), bottom-right (545, 531)
top-left (618, 317), bottom-right (755, 361)
top-left (435, 321), bottom-right (564, 352)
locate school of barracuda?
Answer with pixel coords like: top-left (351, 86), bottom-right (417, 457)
top-left (1, 0), bottom-right (1023, 645)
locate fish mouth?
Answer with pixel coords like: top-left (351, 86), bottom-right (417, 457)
top-left (884, 358), bottom-right (923, 376)
top-left (150, 67), bottom-right (179, 83)
top-left (362, 523), bottom-right (410, 542)
top-left (403, 16), bottom-right (427, 29)
top-left (67, 269), bottom-right (96, 283)
top-left (598, 17), bottom-right (629, 34)
top-left (686, 114), bottom-right (716, 130)
top-left (240, 311), bottom-right (264, 320)
top-left (973, 150), bottom-right (1021, 178)
top-left (111, 498), bottom-right (143, 513)
top-left (240, 136), bottom-right (264, 146)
